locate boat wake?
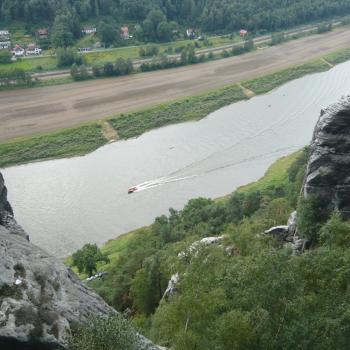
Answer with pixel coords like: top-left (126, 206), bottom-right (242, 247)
top-left (129, 146), bottom-right (298, 194)
top-left (132, 175), bottom-right (198, 193)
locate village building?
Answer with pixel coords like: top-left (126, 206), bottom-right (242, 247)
top-left (82, 27), bottom-right (97, 35)
top-left (0, 29), bottom-right (10, 39)
top-left (12, 44), bottom-right (25, 57)
top-left (121, 26), bottom-right (130, 39)
top-left (239, 29), bottom-right (248, 37)
top-left (78, 47), bottom-right (91, 53)
top-left (0, 41), bottom-right (11, 50)
top-left (186, 28), bottom-right (196, 39)
top-left (26, 44), bottom-right (42, 55)
top-left (0, 29), bottom-right (11, 49)
top-left (36, 28), bottom-right (49, 39)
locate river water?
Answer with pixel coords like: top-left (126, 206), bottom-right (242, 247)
top-left (3, 61), bottom-right (350, 257)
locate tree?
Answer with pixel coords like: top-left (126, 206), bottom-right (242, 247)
top-left (98, 22), bottom-right (118, 46)
top-left (51, 15), bottom-right (74, 48)
top-left (157, 21), bottom-right (172, 42)
top-left (0, 50), bottom-right (12, 64)
top-left (69, 315), bottom-right (141, 350)
top-left (70, 64), bottom-right (91, 81)
top-left (297, 195), bottom-right (329, 242)
top-left (320, 211), bottom-right (350, 248)
top-left (72, 243), bottom-right (110, 276)
top-left (56, 48), bottom-right (83, 67)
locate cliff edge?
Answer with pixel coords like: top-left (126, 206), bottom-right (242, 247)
top-left (0, 173), bottom-right (161, 350)
top-left (303, 96), bottom-right (350, 217)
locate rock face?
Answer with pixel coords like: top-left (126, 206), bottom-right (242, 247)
top-left (304, 96), bottom-right (350, 218)
top-left (0, 173), bottom-right (161, 350)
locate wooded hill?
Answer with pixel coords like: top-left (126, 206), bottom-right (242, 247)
top-left (1, 0), bottom-right (350, 44)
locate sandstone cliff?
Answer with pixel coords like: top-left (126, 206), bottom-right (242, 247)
top-left (0, 173), bottom-right (160, 350)
top-left (303, 96), bottom-right (350, 217)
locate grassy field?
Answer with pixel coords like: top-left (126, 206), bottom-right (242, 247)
top-left (0, 33), bottom-right (241, 74)
top-left (0, 123), bottom-right (106, 168)
top-left (110, 84), bottom-right (246, 138)
top-left (243, 59), bottom-right (330, 94)
top-left (0, 56), bottom-right (57, 73)
top-left (324, 47), bottom-right (350, 65)
top-left (1, 47), bottom-right (350, 168)
top-left (237, 150), bottom-right (301, 193)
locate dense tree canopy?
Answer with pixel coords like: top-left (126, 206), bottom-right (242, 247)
top-left (1, 0), bottom-right (350, 36)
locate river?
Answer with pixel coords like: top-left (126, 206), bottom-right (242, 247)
top-left (3, 60), bottom-right (350, 257)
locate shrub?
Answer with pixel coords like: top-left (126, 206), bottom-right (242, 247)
top-left (72, 243), bottom-right (109, 276)
top-left (139, 45), bottom-right (159, 57)
top-left (0, 50), bottom-right (12, 64)
top-left (56, 48), bottom-right (83, 68)
top-left (70, 64), bottom-right (91, 81)
top-left (69, 315), bottom-right (142, 350)
top-left (297, 195), bottom-right (329, 242)
top-left (320, 212), bottom-right (350, 248)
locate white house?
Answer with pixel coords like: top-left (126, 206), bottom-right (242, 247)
top-left (121, 26), bottom-right (130, 39)
top-left (78, 47), bottom-right (91, 53)
top-left (0, 41), bottom-right (11, 49)
top-left (186, 28), bottom-right (196, 39)
top-left (12, 44), bottom-right (25, 57)
top-left (26, 44), bottom-right (42, 55)
top-left (82, 27), bottom-right (97, 35)
top-left (0, 30), bottom-right (10, 38)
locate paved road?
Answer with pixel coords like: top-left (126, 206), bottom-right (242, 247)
top-left (1, 27), bottom-right (350, 141)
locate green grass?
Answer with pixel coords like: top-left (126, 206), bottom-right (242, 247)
top-left (324, 47), bottom-right (350, 65)
top-left (0, 56), bottom-right (57, 73)
top-left (243, 59), bottom-right (330, 94)
top-left (2, 47), bottom-right (350, 169)
top-left (0, 123), bottom-right (107, 168)
top-left (110, 84), bottom-right (246, 139)
top-left (237, 150), bottom-right (302, 193)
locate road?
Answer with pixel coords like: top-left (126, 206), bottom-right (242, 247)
top-left (1, 27), bottom-right (350, 142)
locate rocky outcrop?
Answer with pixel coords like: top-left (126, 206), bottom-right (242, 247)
top-left (0, 173), bottom-right (27, 240)
top-left (264, 211), bottom-right (308, 254)
top-left (303, 96), bottom-right (350, 218)
top-left (0, 173), bottom-right (162, 350)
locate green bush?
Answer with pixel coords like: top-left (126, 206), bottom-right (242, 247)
top-left (0, 50), bottom-right (12, 64)
top-left (72, 244), bottom-right (110, 277)
top-left (297, 195), bottom-right (329, 242)
top-left (69, 315), bottom-right (141, 350)
top-left (56, 47), bottom-right (83, 68)
top-left (320, 212), bottom-right (350, 248)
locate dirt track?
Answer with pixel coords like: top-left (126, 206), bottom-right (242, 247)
top-left (1, 28), bottom-right (350, 142)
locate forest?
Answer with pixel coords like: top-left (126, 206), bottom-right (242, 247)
top-left (69, 148), bottom-right (350, 349)
top-left (1, 0), bottom-right (350, 44)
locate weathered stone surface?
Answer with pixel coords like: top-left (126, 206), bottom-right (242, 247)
top-left (0, 173), bottom-right (27, 240)
top-left (264, 212), bottom-right (308, 255)
top-left (303, 96), bottom-right (350, 218)
top-left (0, 173), bottom-right (162, 350)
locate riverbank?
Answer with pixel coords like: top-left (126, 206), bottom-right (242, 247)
top-left (67, 149), bottom-right (302, 279)
top-left (1, 47), bottom-right (348, 169)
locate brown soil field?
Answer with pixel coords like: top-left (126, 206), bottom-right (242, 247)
top-left (1, 28), bottom-right (350, 141)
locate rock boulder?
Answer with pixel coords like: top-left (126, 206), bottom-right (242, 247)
top-left (304, 96), bottom-right (350, 217)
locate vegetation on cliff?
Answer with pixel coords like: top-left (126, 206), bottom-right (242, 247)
top-left (72, 148), bottom-right (350, 349)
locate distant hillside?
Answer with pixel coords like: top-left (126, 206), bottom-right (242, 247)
top-left (1, 0), bottom-right (350, 47)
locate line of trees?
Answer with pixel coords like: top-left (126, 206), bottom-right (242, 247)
top-left (70, 57), bottom-right (133, 81)
top-left (0, 68), bottom-right (32, 87)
